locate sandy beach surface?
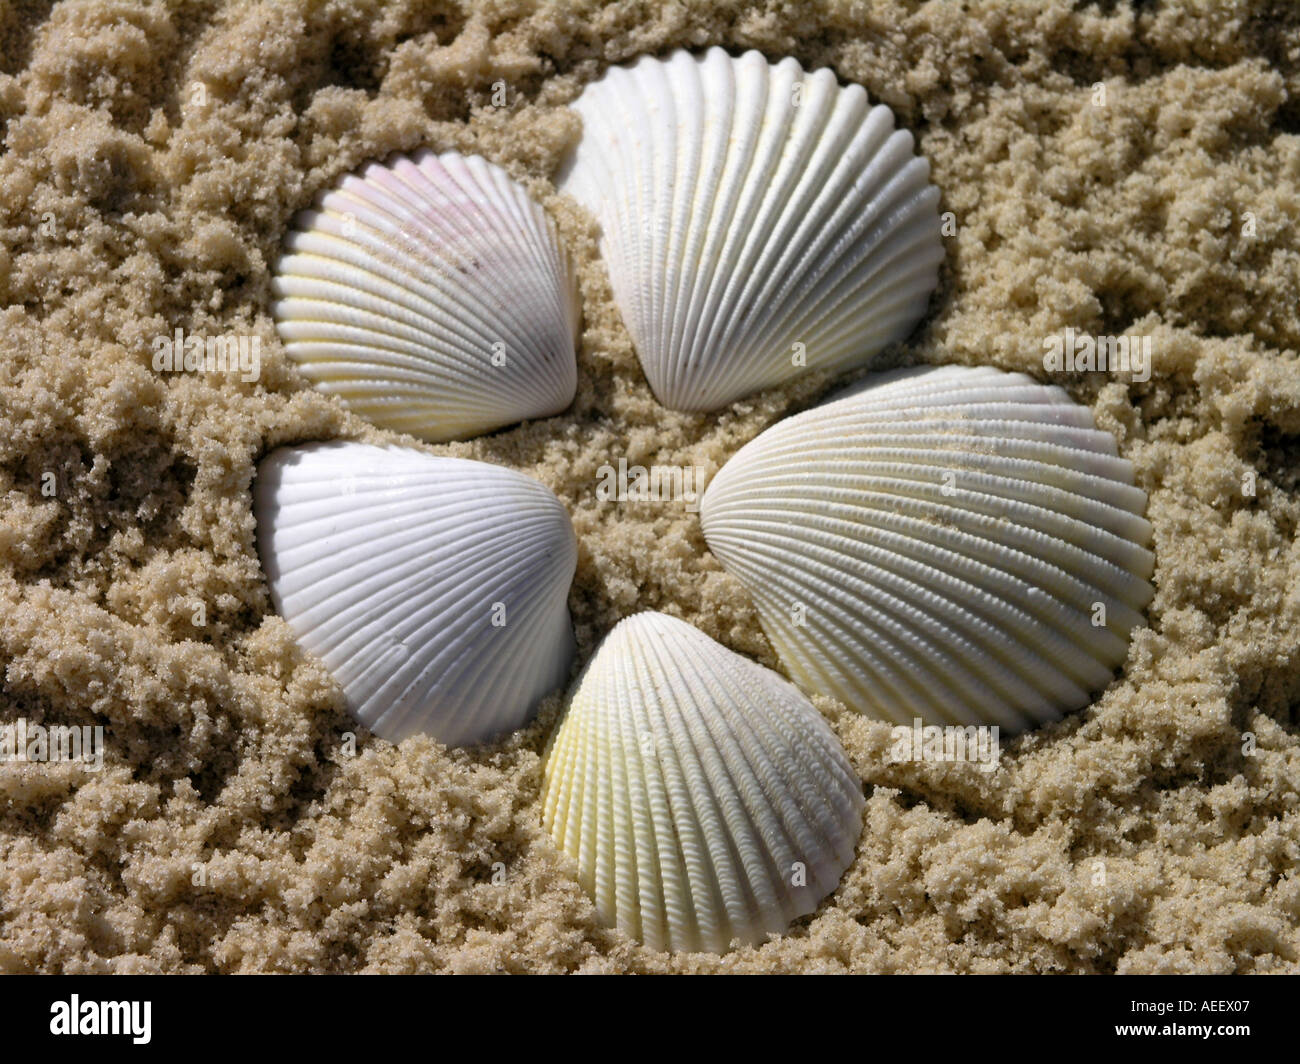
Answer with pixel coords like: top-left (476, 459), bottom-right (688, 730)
top-left (1, 0), bottom-right (1298, 973)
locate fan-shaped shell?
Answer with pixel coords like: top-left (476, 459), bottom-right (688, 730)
top-left (272, 151), bottom-right (578, 442)
top-left (541, 612), bottom-right (864, 953)
top-left (700, 365), bottom-right (1156, 732)
top-left (254, 441), bottom-right (577, 746)
top-left (557, 47), bottom-right (944, 412)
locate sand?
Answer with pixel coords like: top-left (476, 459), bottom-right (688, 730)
top-left (1, 0), bottom-right (1298, 974)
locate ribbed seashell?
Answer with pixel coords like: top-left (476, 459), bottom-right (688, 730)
top-left (700, 365), bottom-right (1156, 733)
top-left (557, 47), bottom-right (944, 412)
top-left (541, 612), bottom-right (864, 954)
top-left (254, 441), bottom-right (577, 746)
top-left (272, 151), bottom-right (578, 442)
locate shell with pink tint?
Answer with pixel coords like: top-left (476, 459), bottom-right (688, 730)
top-left (272, 151), bottom-right (579, 442)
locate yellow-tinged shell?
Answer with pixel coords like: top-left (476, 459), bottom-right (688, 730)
top-left (700, 364), bottom-right (1156, 732)
top-left (541, 612), bottom-right (864, 954)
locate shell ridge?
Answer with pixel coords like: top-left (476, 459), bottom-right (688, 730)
top-left (732, 551), bottom-right (1044, 727)
top-left (718, 112), bottom-right (914, 363)
top-left (709, 483), bottom-right (1154, 609)
top-left (716, 519), bottom-right (1135, 699)
top-left (690, 64), bottom-right (845, 405)
top-left (729, 655), bottom-right (865, 865)
top-left (713, 653), bottom-right (841, 923)
top-left (659, 50), bottom-right (716, 407)
top-left (675, 628), bottom-right (789, 943)
top-left (669, 52), bottom-right (772, 406)
top-left (677, 56), bottom-right (804, 407)
top-left (639, 618), bottom-right (735, 951)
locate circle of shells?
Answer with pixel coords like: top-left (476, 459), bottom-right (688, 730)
top-left (257, 48), bottom-right (1155, 955)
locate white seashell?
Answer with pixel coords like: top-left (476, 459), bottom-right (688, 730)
top-left (557, 47), bottom-right (944, 412)
top-left (254, 441), bottom-right (577, 746)
top-left (541, 612), bottom-right (864, 953)
top-left (700, 365), bottom-right (1156, 733)
top-left (272, 151), bottom-right (578, 443)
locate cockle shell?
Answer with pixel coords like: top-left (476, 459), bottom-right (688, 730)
top-left (557, 47), bottom-right (944, 411)
top-left (700, 365), bottom-right (1155, 732)
top-left (272, 151), bottom-right (578, 443)
top-left (541, 612), bottom-right (864, 954)
top-left (254, 441), bottom-right (577, 746)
